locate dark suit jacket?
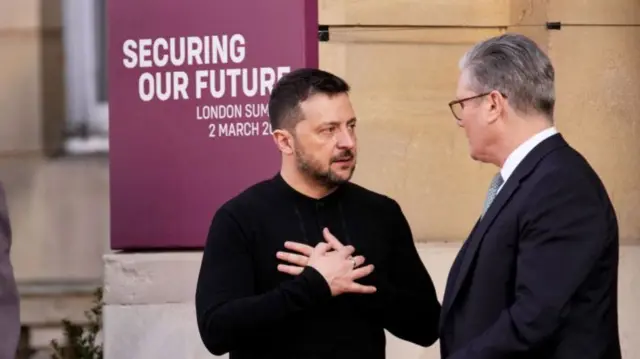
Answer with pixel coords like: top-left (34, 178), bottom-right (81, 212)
top-left (439, 134), bottom-right (621, 359)
top-left (0, 183), bottom-right (19, 359)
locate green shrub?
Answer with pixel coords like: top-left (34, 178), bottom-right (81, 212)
top-left (50, 287), bottom-right (103, 359)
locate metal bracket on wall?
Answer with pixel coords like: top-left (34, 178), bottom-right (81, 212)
top-left (318, 23), bottom-right (561, 39)
top-left (318, 25), bottom-right (330, 42)
top-left (546, 21), bottom-right (562, 30)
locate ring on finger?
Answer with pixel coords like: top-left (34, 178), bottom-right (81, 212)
top-left (348, 256), bottom-right (357, 269)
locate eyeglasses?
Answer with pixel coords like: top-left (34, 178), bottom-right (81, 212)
top-left (448, 91), bottom-right (507, 122)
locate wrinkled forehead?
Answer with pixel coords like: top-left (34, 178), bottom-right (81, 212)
top-left (299, 93), bottom-right (355, 126)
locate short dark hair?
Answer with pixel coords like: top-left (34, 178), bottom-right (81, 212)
top-left (268, 68), bottom-right (350, 130)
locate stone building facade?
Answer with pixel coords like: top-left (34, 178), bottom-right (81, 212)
top-left (1, 0), bottom-right (638, 358)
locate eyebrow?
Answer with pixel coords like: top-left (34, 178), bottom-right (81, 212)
top-left (321, 117), bottom-right (357, 127)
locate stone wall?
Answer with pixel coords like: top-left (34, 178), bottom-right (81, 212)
top-left (318, 0), bottom-right (640, 244)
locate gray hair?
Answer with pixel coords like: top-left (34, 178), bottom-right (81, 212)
top-left (459, 33), bottom-right (555, 121)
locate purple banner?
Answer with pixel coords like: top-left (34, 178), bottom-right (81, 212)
top-left (108, 0), bottom-right (319, 249)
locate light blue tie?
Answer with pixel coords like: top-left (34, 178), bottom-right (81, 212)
top-left (482, 172), bottom-right (504, 216)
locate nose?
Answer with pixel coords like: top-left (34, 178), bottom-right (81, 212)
top-left (336, 128), bottom-right (355, 149)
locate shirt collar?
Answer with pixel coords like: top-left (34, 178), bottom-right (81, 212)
top-left (500, 126), bottom-right (558, 183)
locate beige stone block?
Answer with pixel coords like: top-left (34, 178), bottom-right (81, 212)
top-left (319, 43), bottom-right (347, 81)
top-left (508, 0), bottom-right (640, 26)
top-left (30, 327), bottom-right (64, 349)
top-left (319, 0), bottom-right (510, 26)
top-left (104, 252), bottom-right (201, 306)
top-left (0, 0), bottom-right (61, 31)
top-left (320, 28), bottom-right (503, 242)
top-left (0, 32), bottom-right (43, 153)
top-left (505, 26), bottom-right (550, 53)
top-left (104, 304), bottom-right (222, 359)
top-left (1, 156), bottom-right (110, 282)
top-left (510, 0), bottom-right (549, 25)
top-left (549, 0), bottom-right (640, 25)
top-left (0, 0), bottom-right (39, 31)
top-left (549, 26), bottom-right (640, 244)
top-left (507, 0), bottom-right (550, 51)
top-left (326, 27), bottom-right (505, 44)
top-left (19, 293), bottom-right (95, 325)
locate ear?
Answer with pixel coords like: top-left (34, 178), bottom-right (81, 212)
top-left (486, 90), bottom-right (506, 124)
top-left (272, 129), bottom-right (295, 155)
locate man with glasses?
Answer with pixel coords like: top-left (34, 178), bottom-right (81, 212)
top-left (439, 33), bottom-right (621, 359)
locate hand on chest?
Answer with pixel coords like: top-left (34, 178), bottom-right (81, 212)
top-left (254, 203), bottom-right (392, 278)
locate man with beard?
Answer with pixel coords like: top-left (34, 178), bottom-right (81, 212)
top-left (195, 68), bottom-right (441, 359)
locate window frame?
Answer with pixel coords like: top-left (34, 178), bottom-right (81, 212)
top-left (61, 0), bottom-right (109, 154)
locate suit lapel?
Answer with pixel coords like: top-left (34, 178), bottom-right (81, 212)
top-left (440, 133), bottom-right (568, 326)
top-left (439, 217), bottom-right (480, 331)
top-left (450, 178), bottom-right (520, 299)
top-left (440, 180), bottom-right (520, 330)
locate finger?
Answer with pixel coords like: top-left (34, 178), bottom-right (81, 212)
top-left (276, 251), bottom-right (308, 266)
top-left (284, 241), bottom-right (314, 256)
top-left (322, 228), bottom-right (345, 249)
top-left (351, 255), bottom-right (366, 268)
top-left (337, 244), bottom-right (355, 258)
top-left (344, 282), bottom-right (377, 294)
top-left (277, 264), bottom-right (304, 275)
top-left (349, 264), bottom-right (375, 280)
top-left (314, 242), bottom-right (330, 256)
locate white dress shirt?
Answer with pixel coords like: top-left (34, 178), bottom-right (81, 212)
top-left (497, 126), bottom-right (558, 194)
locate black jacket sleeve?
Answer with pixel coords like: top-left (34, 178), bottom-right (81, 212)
top-left (195, 207), bottom-right (332, 356)
top-left (447, 169), bottom-right (613, 359)
top-left (370, 199), bottom-right (442, 347)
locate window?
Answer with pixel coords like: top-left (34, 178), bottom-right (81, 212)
top-left (62, 0), bottom-right (109, 154)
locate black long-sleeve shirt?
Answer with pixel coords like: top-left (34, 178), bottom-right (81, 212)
top-left (195, 173), bottom-right (441, 359)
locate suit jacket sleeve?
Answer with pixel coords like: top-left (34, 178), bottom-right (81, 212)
top-left (0, 183), bottom-right (20, 359)
top-left (448, 169), bottom-right (613, 359)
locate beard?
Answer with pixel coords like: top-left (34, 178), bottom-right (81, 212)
top-left (294, 146), bottom-right (356, 188)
